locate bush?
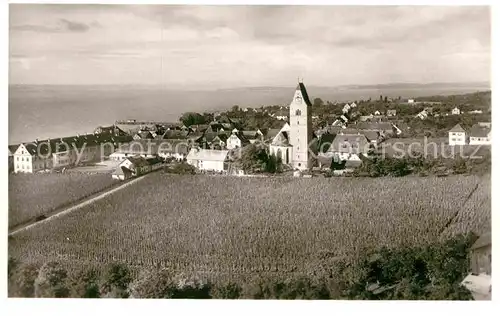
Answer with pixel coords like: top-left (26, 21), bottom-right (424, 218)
top-left (8, 263), bottom-right (39, 297)
top-left (210, 282), bottom-right (242, 299)
top-left (34, 261), bottom-right (70, 298)
top-left (171, 274), bottom-right (212, 299)
top-left (69, 267), bottom-right (100, 298)
top-left (128, 269), bottom-right (176, 298)
top-left (164, 163), bottom-right (196, 175)
top-left (100, 263), bottom-right (132, 298)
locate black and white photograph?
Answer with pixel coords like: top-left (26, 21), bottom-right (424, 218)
top-left (4, 2), bottom-right (493, 304)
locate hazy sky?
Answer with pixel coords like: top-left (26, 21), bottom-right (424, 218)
top-left (9, 5), bottom-right (490, 88)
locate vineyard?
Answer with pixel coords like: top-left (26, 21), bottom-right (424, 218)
top-left (8, 173), bottom-right (490, 282)
top-left (8, 173), bottom-right (119, 228)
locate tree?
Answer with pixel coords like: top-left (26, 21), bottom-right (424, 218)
top-left (266, 153), bottom-right (277, 173)
top-left (210, 282), bottom-right (242, 299)
top-left (231, 105), bottom-right (240, 112)
top-left (384, 96), bottom-right (388, 103)
top-left (8, 263), bottom-right (39, 297)
top-left (313, 98), bottom-right (324, 107)
top-left (100, 263), bottom-right (132, 298)
top-left (34, 261), bottom-right (70, 298)
top-left (179, 112), bottom-right (206, 127)
top-left (237, 143), bottom-right (269, 173)
top-left (69, 267), bottom-right (100, 298)
top-left (128, 269), bottom-right (176, 298)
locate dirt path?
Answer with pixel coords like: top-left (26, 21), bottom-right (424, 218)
top-left (8, 175), bottom-right (146, 236)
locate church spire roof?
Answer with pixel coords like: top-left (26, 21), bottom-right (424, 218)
top-left (295, 81), bottom-right (312, 107)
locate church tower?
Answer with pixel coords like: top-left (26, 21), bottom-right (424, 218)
top-left (289, 80), bottom-right (313, 170)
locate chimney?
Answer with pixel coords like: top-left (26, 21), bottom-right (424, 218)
top-left (35, 138), bottom-right (39, 144)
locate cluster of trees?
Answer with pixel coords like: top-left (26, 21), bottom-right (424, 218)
top-left (163, 162), bottom-right (197, 175)
top-left (179, 112), bottom-right (213, 127)
top-left (8, 233), bottom-right (477, 299)
top-left (404, 113), bottom-right (491, 138)
top-left (235, 144), bottom-right (283, 174)
top-left (354, 150), bottom-right (490, 177)
top-left (344, 233), bottom-right (476, 300)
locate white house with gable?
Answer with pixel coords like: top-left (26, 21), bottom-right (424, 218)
top-left (448, 124), bottom-right (467, 145)
top-left (186, 148), bottom-right (229, 172)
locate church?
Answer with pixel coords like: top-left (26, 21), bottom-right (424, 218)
top-left (269, 80), bottom-right (315, 171)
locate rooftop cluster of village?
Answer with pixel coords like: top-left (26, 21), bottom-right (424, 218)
top-left (8, 82), bottom-right (491, 179)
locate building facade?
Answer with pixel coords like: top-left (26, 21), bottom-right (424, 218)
top-left (448, 124), bottom-right (467, 145)
top-left (288, 81), bottom-right (313, 170)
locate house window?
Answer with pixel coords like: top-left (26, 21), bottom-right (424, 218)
top-left (295, 109), bottom-right (301, 116)
top-left (16, 157), bottom-right (19, 161)
top-left (297, 121), bottom-right (300, 125)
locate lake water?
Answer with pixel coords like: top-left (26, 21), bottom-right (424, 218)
top-left (8, 84), bottom-right (489, 145)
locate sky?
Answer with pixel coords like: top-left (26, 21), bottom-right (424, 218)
top-left (9, 5), bottom-right (491, 88)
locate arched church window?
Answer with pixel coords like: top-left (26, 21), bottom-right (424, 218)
top-left (295, 109), bottom-right (301, 116)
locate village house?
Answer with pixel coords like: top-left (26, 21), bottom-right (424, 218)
top-left (94, 125), bottom-right (127, 136)
top-left (160, 130), bottom-right (190, 140)
top-left (468, 110), bottom-right (483, 114)
top-left (157, 140), bottom-right (190, 161)
top-left (448, 124), bottom-right (467, 145)
top-left (342, 103), bottom-right (351, 114)
top-left (461, 233), bottom-right (491, 300)
top-left (325, 133), bottom-right (371, 161)
top-left (451, 107), bottom-right (461, 115)
top-left (373, 110), bottom-right (381, 116)
top-left (478, 122), bottom-right (491, 128)
top-left (274, 109), bottom-right (288, 121)
top-left (241, 129), bottom-right (264, 144)
top-left (353, 121), bottom-right (397, 137)
top-left (386, 109), bottom-right (397, 117)
top-left (186, 148), bottom-right (229, 172)
top-left (415, 110), bottom-right (428, 120)
top-left (109, 140), bottom-right (159, 161)
top-left (469, 124), bottom-right (491, 145)
top-left (226, 129), bottom-right (250, 149)
top-left (13, 134), bottom-right (132, 173)
top-left (111, 156), bottom-right (163, 180)
top-left (133, 130), bottom-right (156, 140)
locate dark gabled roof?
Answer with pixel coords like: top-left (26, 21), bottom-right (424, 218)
top-left (145, 157), bottom-right (163, 165)
top-left (297, 82), bottom-right (312, 107)
top-left (8, 145), bottom-right (19, 155)
top-left (318, 133), bottom-right (336, 153)
top-left (125, 156), bottom-right (149, 168)
top-left (355, 122), bottom-right (394, 132)
top-left (266, 128), bottom-right (281, 140)
top-left (329, 134), bottom-right (371, 154)
top-left (162, 130), bottom-right (189, 139)
top-left (471, 233), bottom-right (491, 250)
top-left (135, 130), bottom-right (154, 139)
top-left (469, 124), bottom-right (490, 138)
top-left (20, 134), bottom-right (133, 156)
top-left (449, 124), bottom-right (466, 133)
top-left (271, 131), bottom-right (291, 146)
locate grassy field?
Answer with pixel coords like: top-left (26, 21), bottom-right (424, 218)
top-left (8, 173), bottom-right (119, 228)
top-left (8, 173), bottom-right (490, 282)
